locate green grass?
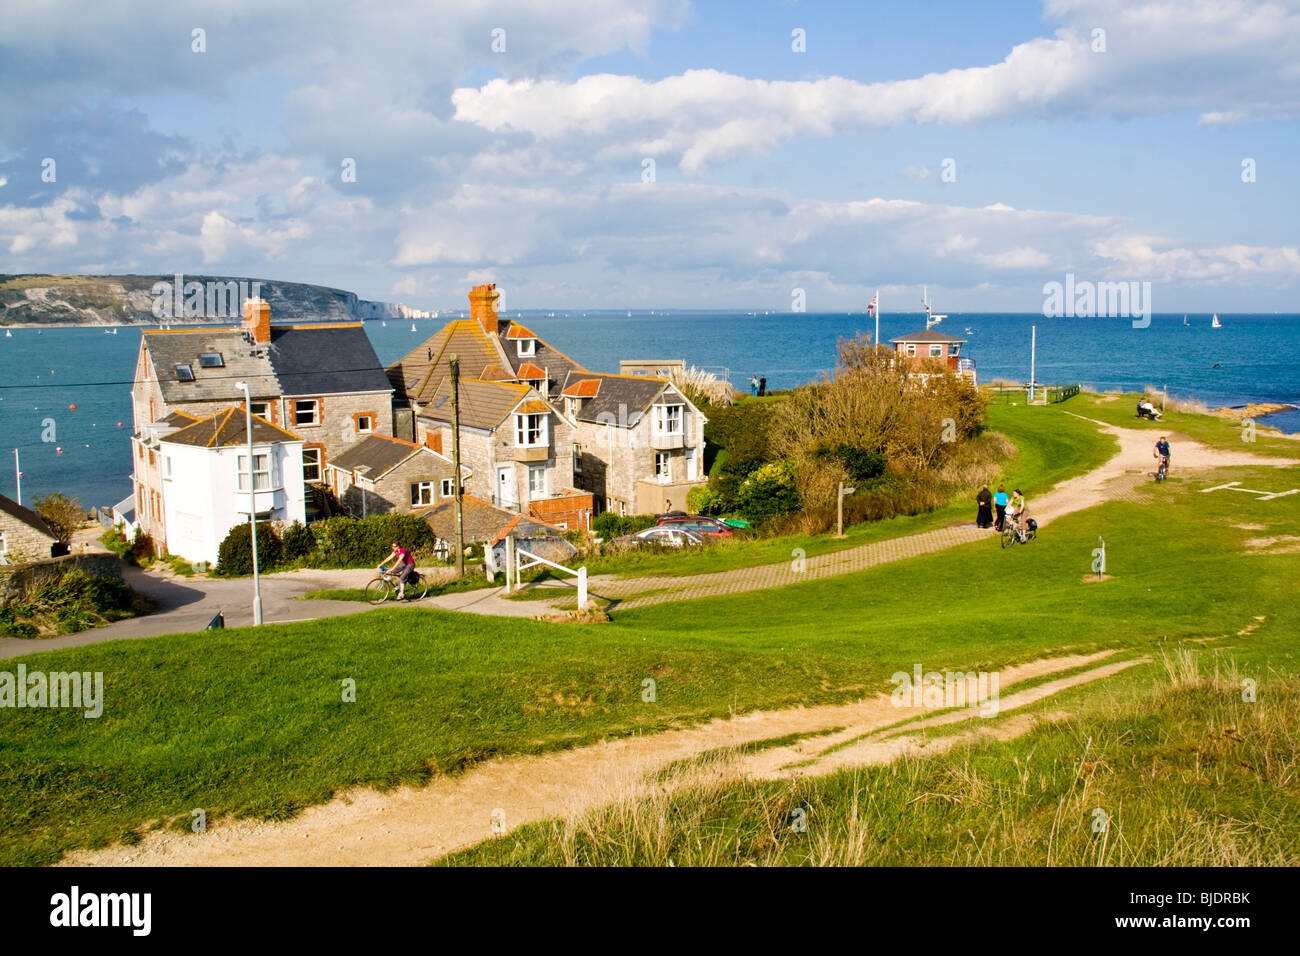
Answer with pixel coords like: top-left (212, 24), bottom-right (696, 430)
top-left (1070, 391), bottom-right (1299, 458)
top-left (2, 435), bottom-right (1296, 864)
top-left (442, 648), bottom-right (1300, 866)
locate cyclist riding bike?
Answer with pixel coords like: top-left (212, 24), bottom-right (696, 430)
top-left (1153, 437), bottom-right (1171, 477)
top-left (379, 541), bottom-right (416, 600)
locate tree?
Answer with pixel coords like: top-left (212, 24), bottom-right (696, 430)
top-left (32, 493), bottom-right (85, 544)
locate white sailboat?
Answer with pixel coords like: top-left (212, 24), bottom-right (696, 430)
top-left (1183, 314), bottom-right (1189, 326)
top-left (4, 329), bottom-right (11, 338)
top-left (1212, 314), bottom-right (1222, 328)
top-left (410, 323), bottom-right (417, 332)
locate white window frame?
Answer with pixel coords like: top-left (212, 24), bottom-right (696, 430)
top-left (294, 399), bottom-right (319, 426)
top-left (929, 344), bottom-right (943, 358)
top-left (356, 414), bottom-right (373, 434)
top-left (410, 481), bottom-right (434, 507)
top-left (573, 443), bottom-right (583, 474)
top-left (527, 464), bottom-right (546, 496)
top-left (163, 455), bottom-right (173, 478)
top-left (302, 447), bottom-right (321, 482)
top-left (654, 403), bottom-right (683, 436)
top-left (440, 478), bottom-right (454, 498)
top-left (517, 338), bottom-right (536, 357)
top-left (236, 449), bottom-right (277, 491)
top-left (655, 451), bottom-right (671, 483)
top-left (249, 401), bottom-right (269, 418)
top-left (0, 529), bottom-right (6, 554)
top-left (905, 344), bottom-right (917, 357)
top-left (515, 412), bottom-right (548, 448)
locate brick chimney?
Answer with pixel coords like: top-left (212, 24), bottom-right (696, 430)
top-left (242, 298), bottom-right (271, 344)
top-left (468, 283), bottom-right (500, 336)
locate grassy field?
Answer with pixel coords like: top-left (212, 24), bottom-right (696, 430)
top-left (1070, 391), bottom-right (1299, 458)
top-left (2, 407), bottom-right (1295, 865)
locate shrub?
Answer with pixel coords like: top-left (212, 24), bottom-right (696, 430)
top-left (736, 460), bottom-right (801, 525)
top-left (814, 443), bottom-right (887, 484)
top-left (0, 568), bottom-right (145, 637)
top-left (32, 492), bottom-right (84, 544)
top-left (307, 513), bottom-right (437, 567)
top-left (592, 512), bottom-right (657, 540)
top-left (281, 520), bottom-right (315, 561)
top-left (687, 484), bottom-right (724, 515)
top-left (703, 400), bottom-right (780, 467)
top-left (216, 522), bottom-right (283, 576)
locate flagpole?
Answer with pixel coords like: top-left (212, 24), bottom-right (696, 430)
top-left (874, 288), bottom-right (880, 348)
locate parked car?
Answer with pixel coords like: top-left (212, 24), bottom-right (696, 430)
top-left (655, 515), bottom-right (734, 537)
top-left (613, 526), bottom-right (706, 548)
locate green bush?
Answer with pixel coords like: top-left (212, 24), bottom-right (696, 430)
top-left (703, 400), bottom-right (780, 468)
top-left (216, 522), bottom-right (283, 576)
top-left (687, 484), bottom-right (725, 515)
top-left (814, 443), bottom-right (887, 484)
top-left (592, 512), bottom-right (657, 540)
top-left (0, 568), bottom-right (145, 638)
top-left (736, 460), bottom-right (801, 525)
top-left (281, 520), bottom-right (315, 561)
top-left (307, 513), bottom-right (437, 567)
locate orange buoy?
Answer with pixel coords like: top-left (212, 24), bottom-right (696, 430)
top-left (55, 446), bottom-right (63, 455)
top-left (69, 403), bottom-right (77, 410)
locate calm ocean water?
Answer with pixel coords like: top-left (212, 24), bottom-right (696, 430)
top-left (2, 312), bottom-right (1295, 508)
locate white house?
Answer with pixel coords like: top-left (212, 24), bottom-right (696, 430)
top-left (157, 407), bottom-right (306, 566)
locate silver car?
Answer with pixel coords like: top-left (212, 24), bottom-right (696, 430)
top-left (613, 526), bottom-right (706, 548)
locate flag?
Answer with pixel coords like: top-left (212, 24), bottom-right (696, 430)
top-left (867, 294), bottom-right (877, 317)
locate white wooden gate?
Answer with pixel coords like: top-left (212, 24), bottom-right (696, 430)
top-left (503, 535), bottom-right (588, 610)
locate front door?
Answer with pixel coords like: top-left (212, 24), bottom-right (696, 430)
top-left (497, 465), bottom-right (516, 507)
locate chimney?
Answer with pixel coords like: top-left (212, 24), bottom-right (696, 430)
top-left (242, 298), bottom-right (271, 344)
top-left (468, 283), bottom-right (500, 336)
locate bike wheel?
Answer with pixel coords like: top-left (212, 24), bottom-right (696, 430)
top-left (364, 577), bottom-right (391, 605)
top-left (1001, 529), bottom-right (1016, 548)
top-left (410, 575), bottom-right (431, 601)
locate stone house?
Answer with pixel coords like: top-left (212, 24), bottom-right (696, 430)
top-left (129, 298), bottom-right (392, 549)
top-left (0, 493), bottom-right (60, 563)
top-left (559, 372), bottom-right (708, 515)
top-left (323, 433), bottom-right (469, 517)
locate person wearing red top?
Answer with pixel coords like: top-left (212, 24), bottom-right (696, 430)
top-left (380, 541), bottom-right (416, 600)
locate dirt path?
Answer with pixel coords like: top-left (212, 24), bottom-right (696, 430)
top-left (59, 649), bottom-right (1143, 867)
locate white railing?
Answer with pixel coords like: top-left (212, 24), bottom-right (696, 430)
top-left (502, 535), bottom-right (588, 610)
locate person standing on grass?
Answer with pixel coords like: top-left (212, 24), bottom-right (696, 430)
top-left (993, 484), bottom-right (1009, 531)
top-left (758, 375), bottom-right (767, 396)
top-left (976, 485), bottom-right (993, 528)
top-left (749, 375), bottom-right (759, 396)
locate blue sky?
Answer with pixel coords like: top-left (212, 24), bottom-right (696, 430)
top-left (1, 0), bottom-right (1296, 311)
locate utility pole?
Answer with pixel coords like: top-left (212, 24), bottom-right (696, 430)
top-left (450, 354), bottom-right (465, 579)
top-left (13, 448), bottom-right (21, 505)
top-left (236, 381), bottom-right (263, 626)
top-left (835, 481), bottom-right (856, 538)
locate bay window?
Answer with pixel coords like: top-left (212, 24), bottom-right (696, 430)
top-left (515, 412), bottom-right (548, 447)
top-left (654, 404), bottom-right (683, 436)
top-left (236, 451), bottom-right (276, 491)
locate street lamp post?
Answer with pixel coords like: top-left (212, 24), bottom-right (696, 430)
top-left (235, 381), bottom-right (263, 626)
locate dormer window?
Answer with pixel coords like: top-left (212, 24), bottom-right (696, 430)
top-left (654, 403), bottom-right (683, 436)
top-left (515, 412), bottom-right (548, 448)
top-left (175, 364), bottom-right (195, 382)
top-left (199, 352), bottom-right (225, 368)
top-left (517, 338), bottom-right (536, 357)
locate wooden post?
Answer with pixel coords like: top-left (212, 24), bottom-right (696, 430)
top-left (835, 482), bottom-right (855, 538)
top-left (504, 534), bottom-right (514, 593)
top-left (577, 566), bottom-right (588, 611)
top-left (450, 354), bottom-right (464, 579)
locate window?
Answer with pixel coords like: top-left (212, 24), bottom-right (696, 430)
top-left (410, 481), bottom-right (434, 507)
top-left (294, 400), bottom-right (318, 426)
top-left (440, 478), bottom-right (454, 498)
top-left (302, 447), bottom-right (321, 482)
top-left (163, 456), bottom-right (172, 478)
top-left (517, 338), bottom-right (536, 357)
top-left (573, 443), bottom-right (583, 474)
top-left (249, 401), bottom-right (269, 418)
top-left (0, 529), bottom-right (6, 554)
top-left (655, 452), bottom-right (671, 482)
top-left (199, 352), bottom-right (224, 368)
top-left (356, 415), bottom-right (373, 433)
top-left (654, 404), bottom-right (683, 435)
top-left (527, 464), bottom-right (546, 496)
top-left (905, 344), bottom-right (917, 357)
top-left (175, 364), bottom-right (195, 382)
top-left (515, 412), bottom-right (547, 447)
top-left (236, 452), bottom-right (275, 491)
top-left (929, 344), bottom-right (943, 358)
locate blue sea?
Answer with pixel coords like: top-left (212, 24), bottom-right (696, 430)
top-left (1, 312), bottom-right (1295, 509)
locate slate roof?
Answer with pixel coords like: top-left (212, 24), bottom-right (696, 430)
top-left (388, 316), bottom-right (590, 405)
top-left (160, 410), bottom-right (201, 427)
top-left (423, 495), bottom-right (562, 545)
top-left (419, 379), bottom-right (534, 432)
top-left (889, 329), bottom-right (967, 344)
top-left (267, 324), bottom-right (391, 396)
top-left (143, 329), bottom-right (279, 404)
top-left (326, 433), bottom-right (450, 480)
top-left (160, 407), bottom-right (302, 448)
top-left (0, 492), bottom-right (57, 540)
top-left (559, 372), bottom-right (675, 427)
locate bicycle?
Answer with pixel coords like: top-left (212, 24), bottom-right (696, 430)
top-left (1000, 516), bottom-right (1037, 548)
top-left (365, 566), bottom-right (432, 605)
top-left (1153, 455), bottom-right (1169, 482)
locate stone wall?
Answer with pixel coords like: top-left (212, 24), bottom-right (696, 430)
top-left (0, 552), bottom-right (123, 607)
top-left (286, 390), bottom-right (394, 466)
top-left (0, 512), bottom-right (58, 564)
top-left (337, 451), bottom-right (458, 517)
